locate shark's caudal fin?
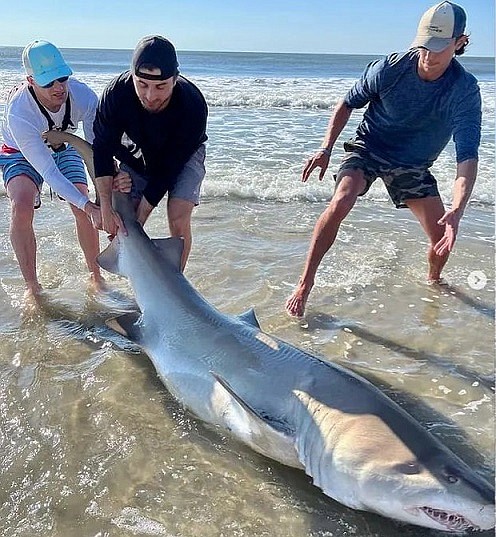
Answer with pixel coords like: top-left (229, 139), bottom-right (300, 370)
top-left (112, 191), bottom-right (138, 221)
top-left (106, 311), bottom-right (143, 343)
top-left (151, 238), bottom-right (184, 272)
top-left (238, 308), bottom-right (261, 329)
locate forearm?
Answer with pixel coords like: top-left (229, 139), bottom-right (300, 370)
top-left (451, 158), bottom-right (478, 215)
top-left (95, 176), bottom-right (114, 207)
top-left (320, 99), bottom-right (353, 151)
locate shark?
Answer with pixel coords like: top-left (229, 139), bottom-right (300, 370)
top-left (44, 131), bottom-right (495, 533)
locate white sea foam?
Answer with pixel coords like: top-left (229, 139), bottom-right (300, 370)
top-left (0, 69), bottom-right (493, 206)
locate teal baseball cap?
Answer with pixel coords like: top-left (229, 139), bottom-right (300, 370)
top-left (22, 40), bottom-right (72, 87)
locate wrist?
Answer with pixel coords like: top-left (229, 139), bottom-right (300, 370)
top-left (318, 147), bottom-right (332, 156)
top-left (450, 206), bottom-right (464, 217)
top-left (95, 176), bottom-right (114, 200)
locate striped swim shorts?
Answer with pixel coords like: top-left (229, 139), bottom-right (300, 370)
top-left (0, 145), bottom-right (88, 207)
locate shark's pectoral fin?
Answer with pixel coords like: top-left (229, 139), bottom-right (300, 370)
top-left (151, 238), bottom-right (184, 271)
top-left (106, 311), bottom-right (143, 343)
top-left (238, 307), bottom-right (261, 329)
top-left (97, 239), bottom-right (123, 275)
top-left (211, 372), bottom-right (301, 468)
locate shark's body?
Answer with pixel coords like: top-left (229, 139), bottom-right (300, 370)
top-left (42, 128), bottom-right (495, 533)
top-left (95, 192), bottom-right (494, 533)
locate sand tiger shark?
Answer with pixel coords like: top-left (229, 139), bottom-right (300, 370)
top-left (45, 131), bottom-right (495, 533)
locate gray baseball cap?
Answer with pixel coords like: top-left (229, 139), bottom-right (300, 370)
top-left (411, 1), bottom-right (466, 52)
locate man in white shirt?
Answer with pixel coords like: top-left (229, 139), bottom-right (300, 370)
top-left (0, 40), bottom-right (127, 305)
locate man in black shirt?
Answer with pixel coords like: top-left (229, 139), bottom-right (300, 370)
top-left (93, 35), bottom-right (208, 269)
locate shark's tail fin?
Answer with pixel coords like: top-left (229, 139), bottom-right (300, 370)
top-left (112, 191), bottom-right (138, 221)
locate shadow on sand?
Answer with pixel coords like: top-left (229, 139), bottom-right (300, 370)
top-left (302, 310), bottom-right (494, 392)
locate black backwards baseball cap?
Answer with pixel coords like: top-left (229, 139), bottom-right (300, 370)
top-left (132, 35), bottom-right (179, 80)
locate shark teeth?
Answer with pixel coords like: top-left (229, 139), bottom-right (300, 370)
top-left (420, 506), bottom-right (480, 532)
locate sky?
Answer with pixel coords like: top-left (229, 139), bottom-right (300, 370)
top-left (0, 0), bottom-right (494, 57)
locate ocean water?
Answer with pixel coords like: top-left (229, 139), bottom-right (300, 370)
top-left (0, 47), bottom-right (494, 205)
top-left (0, 47), bottom-right (494, 537)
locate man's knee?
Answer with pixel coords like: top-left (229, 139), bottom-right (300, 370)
top-left (331, 173), bottom-right (366, 215)
top-left (169, 213), bottom-right (191, 237)
top-left (329, 188), bottom-right (361, 221)
top-left (168, 199), bottom-right (194, 236)
top-left (7, 175), bottom-right (38, 210)
top-left (10, 195), bottom-right (36, 225)
top-left (406, 197), bottom-right (445, 245)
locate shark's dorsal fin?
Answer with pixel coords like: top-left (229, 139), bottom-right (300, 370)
top-left (97, 238), bottom-right (122, 275)
top-left (106, 311), bottom-right (143, 343)
top-left (151, 238), bottom-right (184, 271)
top-left (238, 307), bottom-right (261, 329)
top-left (211, 372), bottom-right (300, 468)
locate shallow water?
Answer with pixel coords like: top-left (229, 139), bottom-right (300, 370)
top-left (0, 194), bottom-right (493, 537)
top-left (0, 43), bottom-right (494, 536)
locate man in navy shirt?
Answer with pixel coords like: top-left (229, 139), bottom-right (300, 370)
top-left (93, 36), bottom-right (208, 269)
top-left (286, 1), bottom-right (481, 318)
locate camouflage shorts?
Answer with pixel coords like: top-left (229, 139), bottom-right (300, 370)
top-left (336, 140), bottom-right (440, 208)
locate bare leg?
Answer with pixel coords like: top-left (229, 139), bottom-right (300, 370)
top-left (405, 196), bottom-right (449, 282)
top-left (168, 198), bottom-right (195, 271)
top-left (7, 175), bottom-right (42, 300)
top-left (69, 183), bottom-right (105, 290)
top-left (286, 172), bottom-right (367, 317)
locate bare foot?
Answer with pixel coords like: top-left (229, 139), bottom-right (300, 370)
top-left (285, 280), bottom-right (313, 318)
top-left (427, 277), bottom-right (449, 287)
top-left (23, 285), bottom-right (45, 313)
top-left (89, 273), bottom-right (110, 293)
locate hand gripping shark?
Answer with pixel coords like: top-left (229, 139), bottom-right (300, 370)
top-left (41, 131), bottom-right (494, 533)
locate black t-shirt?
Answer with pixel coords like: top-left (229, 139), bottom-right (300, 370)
top-left (93, 71), bottom-right (208, 206)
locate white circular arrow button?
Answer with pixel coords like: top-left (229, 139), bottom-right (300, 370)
top-left (467, 270), bottom-right (487, 290)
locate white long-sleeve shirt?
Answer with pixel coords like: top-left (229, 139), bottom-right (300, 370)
top-left (1, 78), bottom-right (98, 209)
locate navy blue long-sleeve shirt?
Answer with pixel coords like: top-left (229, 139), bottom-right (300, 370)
top-left (344, 50), bottom-right (481, 168)
top-left (93, 72), bottom-right (208, 206)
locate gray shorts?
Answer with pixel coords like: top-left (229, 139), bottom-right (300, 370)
top-left (120, 144), bottom-right (206, 206)
top-left (336, 140), bottom-right (440, 208)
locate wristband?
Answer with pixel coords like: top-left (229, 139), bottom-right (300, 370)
top-left (318, 147), bottom-right (331, 156)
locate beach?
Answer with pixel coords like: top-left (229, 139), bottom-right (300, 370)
top-left (0, 47), bottom-right (494, 536)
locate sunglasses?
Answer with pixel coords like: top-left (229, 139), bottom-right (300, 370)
top-left (41, 76), bottom-right (69, 89)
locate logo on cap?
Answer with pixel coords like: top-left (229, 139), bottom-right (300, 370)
top-left (411, 1), bottom-right (466, 52)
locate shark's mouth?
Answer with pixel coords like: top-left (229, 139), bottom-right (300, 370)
top-left (420, 507), bottom-right (481, 532)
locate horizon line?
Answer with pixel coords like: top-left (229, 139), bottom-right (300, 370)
top-left (0, 43), bottom-right (494, 59)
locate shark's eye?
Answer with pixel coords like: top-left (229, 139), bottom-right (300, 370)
top-left (394, 462), bottom-right (421, 475)
top-left (446, 474), bottom-right (459, 484)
